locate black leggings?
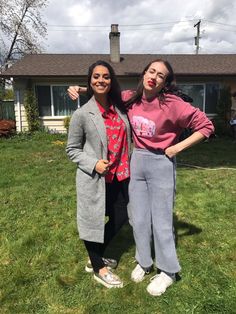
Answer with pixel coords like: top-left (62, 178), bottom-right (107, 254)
top-left (84, 177), bottom-right (129, 273)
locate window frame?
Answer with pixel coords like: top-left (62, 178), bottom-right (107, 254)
top-left (35, 83), bottom-right (80, 118)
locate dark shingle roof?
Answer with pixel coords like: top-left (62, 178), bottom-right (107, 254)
top-left (1, 53), bottom-right (236, 78)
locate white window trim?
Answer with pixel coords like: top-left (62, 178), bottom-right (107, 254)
top-left (50, 85), bottom-right (55, 116)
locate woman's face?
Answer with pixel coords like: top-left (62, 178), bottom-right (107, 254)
top-left (90, 65), bottom-right (111, 96)
top-left (143, 61), bottom-right (169, 93)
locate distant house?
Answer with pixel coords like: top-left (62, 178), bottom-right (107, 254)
top-left (1, 24), bottom-right (236, 133)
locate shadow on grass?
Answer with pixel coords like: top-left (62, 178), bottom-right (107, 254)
top-left (104, 216), bottom-right (202, 284)
top-left (105, 214), bottom-right (202, 267)
top-left (104, 222), bottom-right (135, 263)
top-left (174, 213), bottom-right (202, 247)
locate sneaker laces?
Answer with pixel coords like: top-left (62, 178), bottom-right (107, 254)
top-left (150, 272), bottom-right (175, 283)
top-left (149, 274), bottom-right (160, 282)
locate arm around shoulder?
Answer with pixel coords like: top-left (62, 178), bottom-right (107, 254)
top-left (67, 85), bottom-right (87, 100)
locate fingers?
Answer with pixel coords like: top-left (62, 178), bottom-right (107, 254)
top-left (67, 86), bottom-right (79, 100)
top-left (95, 160), bottom-right (110, 175)
top-left (67, 90), bottom-right (77, 100)
top-left (101, 160), bottom-right (110, 173)
top-left (101, 159), bottom-right (109, 164)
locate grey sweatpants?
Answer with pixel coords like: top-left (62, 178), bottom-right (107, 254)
top-left (128, 148), bottom-right (181, 273)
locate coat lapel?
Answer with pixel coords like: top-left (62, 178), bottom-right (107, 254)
top-left (85, 96), bottom-right (108, 154)
top-left (84, 96), bottom-right (131, 157)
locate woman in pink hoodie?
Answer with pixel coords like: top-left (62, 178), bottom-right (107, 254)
top-left (122, 59), bottom-right (214, 296)
top-left (67, 58), bottom-right (214, 296)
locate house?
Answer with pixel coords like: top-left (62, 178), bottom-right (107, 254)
top-left (1, 24), bottom-right (236, 133)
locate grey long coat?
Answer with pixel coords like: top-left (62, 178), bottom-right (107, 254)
top-left (66, 96), bottom-right (132, 243)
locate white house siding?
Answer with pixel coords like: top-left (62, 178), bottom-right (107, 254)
top-left (40, 117), bottom-right (67, 133)
top-left (14, 81), bottom-right (29, 132)
top-left (13, 79), bottom-right (70, 133)
top-left (14, 104), bottom-right (67, 133)
top-left (14, 103), bottom-right (28, 132)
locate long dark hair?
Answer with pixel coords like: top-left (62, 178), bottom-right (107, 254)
top-left (125, 58), bottom-right (192, 108)
top-left (87, 60), bottom-right (126, 113)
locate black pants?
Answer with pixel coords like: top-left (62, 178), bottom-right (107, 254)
top-left (84, 177), bottom-right (129, 273)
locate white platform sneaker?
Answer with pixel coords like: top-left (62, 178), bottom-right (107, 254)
top-left (146, 272), bottom-right (175, 296)
top-left (131, 264), bottom-right (152, 283)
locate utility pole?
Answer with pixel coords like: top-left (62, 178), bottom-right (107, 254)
top-left (194, 20), bottom-right (201, 54)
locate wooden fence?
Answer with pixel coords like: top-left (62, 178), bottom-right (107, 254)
top-left (0, 100), bottom-right (15, 120)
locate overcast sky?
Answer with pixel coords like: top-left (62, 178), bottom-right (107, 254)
top-left (42, 0), bottom-right (236, 55)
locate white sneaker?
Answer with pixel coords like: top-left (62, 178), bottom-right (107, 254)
top-left (146, 272), bottom-right (175, 296)
top-left (131, 264), bottom-right (149, 283)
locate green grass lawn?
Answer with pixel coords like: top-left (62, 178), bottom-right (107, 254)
top-left (0, 132), bottom-right (235, 314)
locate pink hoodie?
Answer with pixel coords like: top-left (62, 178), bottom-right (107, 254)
top-left (122, 90), bottom-right (214, 151)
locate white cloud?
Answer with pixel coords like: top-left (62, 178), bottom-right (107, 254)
top-left (67, 1), bottom-right (93, 25)
top-left (163, 21), bottom-right (194, 42)
top-left (43, 0), bottom-right (236, 54)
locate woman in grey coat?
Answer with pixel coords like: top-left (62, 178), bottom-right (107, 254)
top-left (66, 60), bottom-right (131, 289)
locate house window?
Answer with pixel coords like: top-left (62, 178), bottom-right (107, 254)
top-left (177, 83), bottom-right (219, 114)
top-left (35, 85), bottom-right (87, 117)
top-left (205, 83), bottom-right (220, 114)
top-left (36, 85), bottom-right (52, 116)
top-left (178, 84), bottom-right (205, 111)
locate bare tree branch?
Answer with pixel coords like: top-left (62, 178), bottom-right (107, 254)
top-left (0, 0), bottom-right (48, 70)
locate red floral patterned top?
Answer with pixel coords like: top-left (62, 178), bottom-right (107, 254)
top-left (97, 101), bottom-right (130, 183)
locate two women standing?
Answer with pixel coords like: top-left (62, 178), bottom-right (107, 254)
top-left (67, 58), bottom-right (214, 295)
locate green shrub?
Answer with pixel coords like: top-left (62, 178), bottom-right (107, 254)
top-left (24, 89), bottom-right (40, 132)
top-left (63, 116), bottom-right (71, 132)
top-left (4, 88), bottom-right (14, 100)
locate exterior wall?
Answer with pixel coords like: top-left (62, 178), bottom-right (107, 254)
top-left (119, 75), bottom-right (236, 98)
top-left (13, 78), bottom-right (86, 133)
top-left (14, 103), bottom-right (28, 132)
top-left (13, 80), bottom-right (29, 132)
top-left (177, 75), bottom-right (236, 90)
top-left (176, 75), bottom-right (236, 117)
top-left (12, 75), bottom-right (236, 133)
top-left (119, 77), bottom-right (139, 90)
top-left (221, 78), bottom-right (236, 93)
top-left (34, 78), bottom-right (85, 133)
top-left (40, 117), bottom-right (67, 133)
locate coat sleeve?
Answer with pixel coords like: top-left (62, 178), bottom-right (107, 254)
top-left (66, 109), bottom-right (98, 175)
